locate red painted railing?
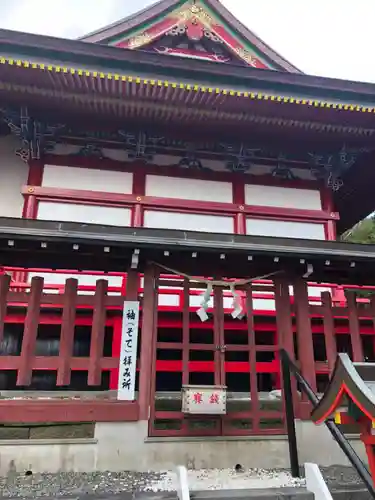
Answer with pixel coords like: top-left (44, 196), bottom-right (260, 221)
top-left (1, 266), bottom-right (361, 310)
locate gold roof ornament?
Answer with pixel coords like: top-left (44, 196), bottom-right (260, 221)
top-left (128, 32), bottom-right (151, 49)
top-left (235, 47), bottom-right (258, 67)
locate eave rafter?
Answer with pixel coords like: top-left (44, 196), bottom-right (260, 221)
top-left (1, 56), bottom-right (373, 198)
top-left (0, 218), bottom-right (375, 282)
top-left (1, 57), bottom-right (375, 115)
top-left (2, 79), bottom-right (375, 138)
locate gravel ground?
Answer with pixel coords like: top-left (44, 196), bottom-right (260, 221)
top-left (0, 468), bottom-right (306, 497)
top-left (0, 471), bottom-right (171, 498)
top-left (0, 465), bottom-right (366, 498)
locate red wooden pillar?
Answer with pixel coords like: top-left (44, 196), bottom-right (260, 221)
top-left (213, 285), bottom-right (225, 386)
top-left (0, 274), bottom-right (11, 342)
top-left (181, 278), bottom-right (190, 434)
top-left (16, 160), bottom-right (44, 288)
top-left (321, 292), bottom-right (337, 371)
top-left (22, 160), bottom-right (44, 219)
top-left (321, 187), bottom-right (337, 241)
top-left (132, 168), bottom-right (145, 227)
top-left (275, 278), bottom-right (294, 357)
top-left (246, 285), bottom-right (260, 427)
top-left (88, 280), bottom-right (108, 386)
top-left (233, 178), bottom-right (246, 235)
top-left (275, 277), bottom-right (299, 412)
top-left (23, 195), bottom-right (38, 219)
top-left (57, 278), bottom-right (78, 386)
top-left (16, 277), bottom-right (44, 386)
top-left (293, 279), bottom-right (317, 392)
top-left (362, 430), bottom-right (375, 484)
top-left (345, 291), bottom-right (364, 362)
top-left (139, 265), bottom-right (158, 420)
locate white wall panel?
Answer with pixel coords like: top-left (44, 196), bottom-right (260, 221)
top-left (253, 299), bottom-right (276, 311)
top-left (158, 294), bottom-right (180, 307)
top-left (245, 185), bottom-right (321, 210)
top-left (190, 295), bottom-right (213, 308)
top-left (0, 136), bottom-right (29, 218)
top-left (28, 273), bottom-right (122, 295)
top-left (43, 165), bottom-right (133, 194)
top-left (37, 202), bottom-right (131, 226)
top-left (246, 218), bottom-right (325, 240)
top-left (307, 286), bottom-right (331, 298)
top-left (146, 175), bottom-right (233, 203)
top-left (144, 210), bottom-right (234, 233)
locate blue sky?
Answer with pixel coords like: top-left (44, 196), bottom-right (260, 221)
top-left (1, 0), bottom-right (373, 83)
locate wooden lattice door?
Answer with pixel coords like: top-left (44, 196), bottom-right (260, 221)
top-left (149, 278), bottom-right (222, 436)
top-left (148, 279), bottom-right (285, 437)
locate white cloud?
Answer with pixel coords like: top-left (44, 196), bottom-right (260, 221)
top-left (223, 0), bottom-right (375, 83)
top-left (1, 0), bottom-right (374, 83)
top-left (1, 0), bottom-right (132, 39)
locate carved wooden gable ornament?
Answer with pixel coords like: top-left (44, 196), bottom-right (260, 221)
top-left (80, 0), bottom-right (300, 72)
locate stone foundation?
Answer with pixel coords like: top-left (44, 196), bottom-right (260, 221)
top-left (0, 421), bottom-right (368, 475)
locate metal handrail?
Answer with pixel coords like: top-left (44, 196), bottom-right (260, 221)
top-left (280, 349), bottom-right (375, 498)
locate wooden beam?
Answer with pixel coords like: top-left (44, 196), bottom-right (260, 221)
top-left (275, 278), bottom-right (295, 356)
top-left (0, 400), bottom-right (139, 423)
top-left (294, 279), bottom-right (317, 392)
top-left (345, 291), bottom-right (364, 362)
top-left (247, 285), bottom-right (260, 427)
top-left (88, 279), bottom-right (108, 386)
top-left (139, 265), bottom-right (158, 420)
top-left (57, 278), bottom-right (78, 386)
top-left (0, 273), bottom-right (11, 342)
top-left (321, 291), bottom-right (337, 370)
top-left (16, 276), bottom-right (43, 386)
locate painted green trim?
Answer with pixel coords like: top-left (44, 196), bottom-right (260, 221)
top-left (109, 0), bottom-right (186, 45)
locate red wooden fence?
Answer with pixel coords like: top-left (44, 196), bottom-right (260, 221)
top-left (0, 270), bottom-right (374, 431)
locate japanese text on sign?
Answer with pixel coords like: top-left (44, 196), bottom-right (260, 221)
top-left (192, 392), bottom-right (222, 406)
top-left (117, 301), bottom-right (140, 401)
top-left (182, 385), bottom-right (227, 414)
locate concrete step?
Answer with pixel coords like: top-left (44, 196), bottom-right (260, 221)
top-left (7, 487), bottom-right (374, 500)
top-left (192, 487), bottom-right (372, 500)
top-left (191, 487), bottom-right (374, 500)
top-left (330, 486), bottom-right (374, 500)
top-left (190, 488), bottom-right (313, 499)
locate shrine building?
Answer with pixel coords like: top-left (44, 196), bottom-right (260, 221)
top-left (1, 0), bottom-right (375, 473)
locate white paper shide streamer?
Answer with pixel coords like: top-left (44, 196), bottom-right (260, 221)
top-left (197, 283), bottom-right (213, 322)
top-left (153, 261), bottom-right (281, 323)
top-left (230, 284), bottom-right (244, 319)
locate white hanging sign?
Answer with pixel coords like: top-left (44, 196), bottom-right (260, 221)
top-left (117, 301), bottom-right (140, 401)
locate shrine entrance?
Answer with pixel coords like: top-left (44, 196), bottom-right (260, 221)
top-left (148, 275), bottom-right (286, 437)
